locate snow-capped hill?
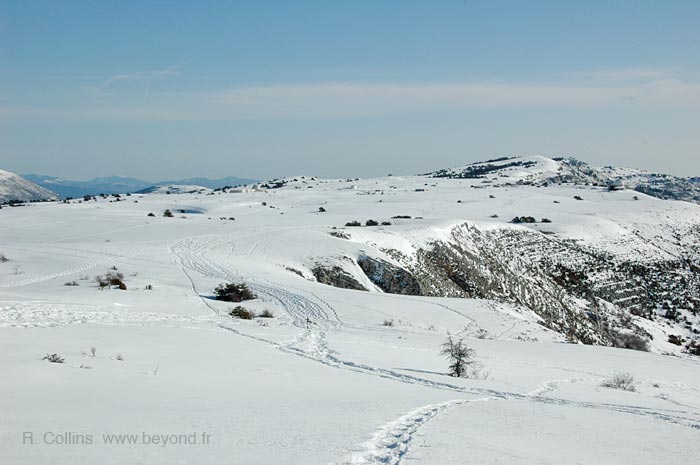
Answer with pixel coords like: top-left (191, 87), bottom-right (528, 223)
top-left (0, 169), bottom-right (57, 203)
top-left (427, 156), bottom-right (700, 203)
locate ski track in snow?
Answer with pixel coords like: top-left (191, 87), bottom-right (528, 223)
top-left (169, 233), bottom-right (700, 449)
top-left (0, 301), bottom-right (210, 328)
top-left (0, 247), bottom-right (149, 288)
top-left (5, 232), bottom-right (685, 465)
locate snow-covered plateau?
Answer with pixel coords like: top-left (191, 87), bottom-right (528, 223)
top-left (1, 156), bottom-right (699, 465)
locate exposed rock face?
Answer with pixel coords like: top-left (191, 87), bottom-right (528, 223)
top-left (393, 222), bottom-right (700, 348)
top-left (357, 255), bottom-right (422, 295)
top-left (311, 265), bottom-right (367, 291)
top-left (313, 214), bottom-right (700, 352)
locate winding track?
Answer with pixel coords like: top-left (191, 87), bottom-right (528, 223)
top-left (169, 233), bottom-right (700, 465)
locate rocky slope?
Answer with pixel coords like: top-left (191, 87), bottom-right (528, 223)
top-left (426, 155), bottom-right (700, 204)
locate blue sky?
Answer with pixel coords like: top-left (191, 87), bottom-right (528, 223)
top-left (1, 1), bottom-right (699, 180)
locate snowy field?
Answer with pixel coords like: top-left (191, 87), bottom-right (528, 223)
top-left (2, 170), bottom-right (700, 464)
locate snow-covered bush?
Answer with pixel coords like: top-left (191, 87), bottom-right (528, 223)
top-left (601, 371), bottom-right (636, 391)
top-left (613, 332), bottom-right (649, 352)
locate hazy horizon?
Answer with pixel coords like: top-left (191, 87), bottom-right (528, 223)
top-left (2, 1), bottom-right (699, 180)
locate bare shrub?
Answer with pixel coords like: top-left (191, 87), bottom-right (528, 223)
top-left (440, 334), bottom-right (480, 378)
top-left (258, 309), bottom-right (275, 318)
top-left (0, 253), bottom-right (8, 263)
top-left (382, 319), bottom-right (395, 327)
top-left (601, 371), bottom-right (636, 391)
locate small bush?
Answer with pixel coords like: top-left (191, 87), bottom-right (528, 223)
top-left (668, 334), bottom-right (684, 346)
top-left (380, 221), bottom-right (392, 226)
top-left (214, 282), bottom-right (256, 302)
top-left (258, 309), bottom-right (275, 318)
top-left (391, 215), bottom-right (411, 219)
top-left (0, 253), bottom-right (7, 263)
top-left (345, 221), bottom-right (361, 227)
top-left (365, 219), bottom-right (379, 226)
top-left (229, 306), bottom-right (254, 319)
top-left (601, 371), bottom-right (636, 391)
top-left (64, 281), bottom-right (79, 286)
top-left (382, 319), bottom-right (394, 327)
top-left (147, 212), bottom-right (155, 217)
top-left (163, 209), bottom-right (174, 217)
top-left (318, 207), bottom-right (326, 212)
top-left (43, 353), bottom-right (65, 363)
top-left (541, 218), bottom-right (552, 223)
top-left (144, 284), bottom-right (153, 290)
top-left (574, 195), bottom-right (583, 201)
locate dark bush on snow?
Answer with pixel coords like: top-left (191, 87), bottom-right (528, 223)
top-left (215, 282), bottom-right (256, 302)
top-left (43, 353), bottom-right (65, 363)
top-left (365, 219), bottom-right (379, 226)
top-left (512, 216), bottom-right (536, 224)
top-left (345, 221), bottom-right (361, 227)
top-left (229, 306), bottom-right (254, 319)
top-left (95, 271), bottom-right (127, 290)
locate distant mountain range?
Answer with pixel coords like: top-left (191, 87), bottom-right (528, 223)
top-left (21, 174), bottom-right (258, 198)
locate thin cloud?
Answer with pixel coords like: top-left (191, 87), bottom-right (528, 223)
top-left (83, 64), bottom-right (183, 97)
top-left (7, 77), bottom-right (700, 121)
top-left (571, 67), bottom-right (681, 82)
